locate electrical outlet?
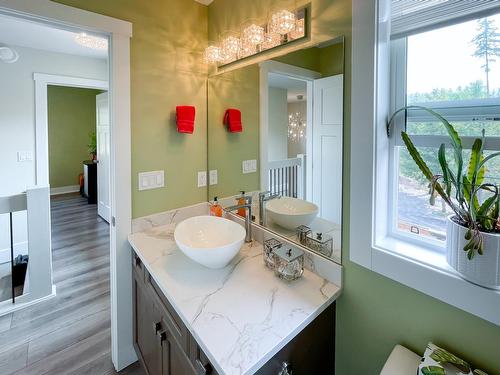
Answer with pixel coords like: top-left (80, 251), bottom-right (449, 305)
top-left (138, 170), bottom-right (165, 191)
top-left (198, 171), bottom-right (207, 187)
top-left (242, 159), bottom-right (257, 174)
top-left (209, 170), bottom-right (218, 185)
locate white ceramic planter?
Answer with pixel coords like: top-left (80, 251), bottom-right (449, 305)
top-left (446, 216), bottom-right (500, 289)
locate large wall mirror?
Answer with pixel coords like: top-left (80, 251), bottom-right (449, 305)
top-left (207, 37), bottom-right (344, 264)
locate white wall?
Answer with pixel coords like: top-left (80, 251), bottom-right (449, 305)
top-left (0, 45), bottom-right (107, 260)
top-left (287, 100), bottom-right (307, 158)
top-left (267, 87), bottom-right (288, 161)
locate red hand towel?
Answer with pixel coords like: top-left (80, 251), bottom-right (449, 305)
top-left (223, 108), bottom-right (243, 133)
top-left (176, 106), bottom-right (195, 134)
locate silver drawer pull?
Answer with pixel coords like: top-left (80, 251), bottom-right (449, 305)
top-left (278, 362), bottom-right (292, 375)
top-left (195, 359), bottom-right (212, 375)
top-left (153, 321), bottom-right (162, 334)
top-left (156, 329), bottom-right (167, 345)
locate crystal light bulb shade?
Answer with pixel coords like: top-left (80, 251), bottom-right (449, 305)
top-left (242, 24), bottom-right (265, 45)
top-left (204, 45), bottom-right (222, 64)
top-left (261, 31), bottom-right (281, 50)
top-left (239, 40), bottom-right (257, 58)
top-left (75, 33), bottom-right (108, 50)
top-left (289, 18), bottom-right (305, 40)
top-left (221, 36), bottom-right (240, 59)
top-left (270, 10), bottom-right (296, 35)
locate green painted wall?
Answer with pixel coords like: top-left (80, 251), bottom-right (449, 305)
top-left (208, 1), bottom-right (500, 374)
top-left (207, 65), bottom-right (260, 199)
top-left (273, 43), bottom-right (343, 77)
top-left (48, 1), bottom-right (500, 373)
top-left (53, 0), bottom-right (209, 218)
top-left (47, 86), bottom-right (103, 188)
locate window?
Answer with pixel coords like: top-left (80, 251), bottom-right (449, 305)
top-left (389, 12), bottom-right (500, 248)
top-left (351, 0), bottom-right (500, 327)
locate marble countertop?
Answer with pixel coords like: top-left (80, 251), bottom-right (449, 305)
top-left (128, 223), bottom-right (341, 375)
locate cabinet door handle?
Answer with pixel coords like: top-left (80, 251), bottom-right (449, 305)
top-left (153, 321), bottom-right (162, 334)
top-left (156, 329), bottom-right (167, 345)
top-left (195, 359), bottom-right (212, 375)
top-left (278, 362), bottom-right (292, 375)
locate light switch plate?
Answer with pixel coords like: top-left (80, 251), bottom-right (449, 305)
top-left (242, 159), bottom-right (257, 174)
top-left (138, 170), bottom-right (165, 191)
top-left (17, 151), bottom-right (33, 162)
top-left (209, 170), bottom-right (218, 185)
top-left (198, 171), bottom-right (207, 187)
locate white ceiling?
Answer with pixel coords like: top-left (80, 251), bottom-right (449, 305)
top-left (0, 14), bottom-right (108, 60)
top-left (268, 72), bottom-right (307, 103)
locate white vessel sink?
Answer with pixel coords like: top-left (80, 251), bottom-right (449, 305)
top-left (266, 197), bottom-right (319, 230)
top-left (174, 215), bottom-right (246, 269)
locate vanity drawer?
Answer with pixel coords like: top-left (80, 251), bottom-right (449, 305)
top-left (145, 270), bottom-right (189, 352)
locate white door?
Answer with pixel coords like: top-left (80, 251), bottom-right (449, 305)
top-left (96, 92), bottom-right (110, 223)
top-left (312, 74), bottom-right (343, 224)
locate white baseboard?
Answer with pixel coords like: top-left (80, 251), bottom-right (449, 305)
top-left (0, 241), bottom-right (28, 264)
top-left (50, 185), bottom-right (80, 196)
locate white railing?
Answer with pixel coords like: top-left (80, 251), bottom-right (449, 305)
top-left (0, 186), bottom-right (53, 312)
top-left (267, 154), bottom-right (306, 199)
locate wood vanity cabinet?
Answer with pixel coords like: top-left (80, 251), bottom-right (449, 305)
top-left (132, 252), bottom-right (335, 375)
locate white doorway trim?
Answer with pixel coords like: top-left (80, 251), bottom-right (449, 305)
top-left (33, 73), bottom-right (108, 186)
top-left (259, 61), bottom-right (320, 200)
top-left (0, 0), bottom-right (134, 371)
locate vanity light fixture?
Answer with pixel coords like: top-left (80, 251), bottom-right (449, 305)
top-left (221, 36), bottom-right (240, 62)
top-left (239, 40), bottom-right (257, 58)
top-left (242, 24), bottom-right (265, 45)
top-left (289, 18), bottom-right (305, 40)
top-left (261, 31), bottom-right (282, 50)
top-left (75, 33), bottom-right (108, 50)
top-left (203, 4), bottom-right (308, 66)
top-left (270, 9), bottom-right (296, 35)
top-left (204, 45), bottom-right (222, 64)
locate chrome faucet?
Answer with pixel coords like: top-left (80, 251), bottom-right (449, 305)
top-left (225, 195), bottom-right (253, 243)
top-left (259, 191), bottom-right (280, 226)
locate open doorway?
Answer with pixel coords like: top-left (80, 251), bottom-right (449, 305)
top-left (0, 10), bottom-right (138, 374)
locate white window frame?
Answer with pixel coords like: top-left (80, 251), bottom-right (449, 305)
top-left (388, 33), bottom-right (500, 252)
top-left (351, 0), bottom-right (500, 327)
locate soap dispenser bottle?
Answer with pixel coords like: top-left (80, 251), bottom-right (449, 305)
top-left (210, 197), bottom-right (223, 217)
top-left (237, 191), bottom-right (247, 217)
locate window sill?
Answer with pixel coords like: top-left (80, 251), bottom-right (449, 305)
top-left (372, 236), bottom-right (500, 326)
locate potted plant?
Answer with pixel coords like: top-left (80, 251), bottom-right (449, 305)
top-left (388, 106), bottom-right (500, 289)
top-left (88, 131), bottom-right (97, 161)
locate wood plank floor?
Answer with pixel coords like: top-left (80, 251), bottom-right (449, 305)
top-left (0, 194), bottom-right (144, 375)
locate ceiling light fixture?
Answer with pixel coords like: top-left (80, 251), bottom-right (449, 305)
top-left (0, 45), bottom-right (19, 63)
top-left (75, 33), bottom-right (108, 50)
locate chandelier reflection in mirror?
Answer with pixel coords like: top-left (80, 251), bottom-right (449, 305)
top-left (288, 112), bottom-right (306, 141)
top-left (204, 4), bottom-right (308, 66)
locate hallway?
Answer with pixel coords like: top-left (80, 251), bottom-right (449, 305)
top-left (0, 194), bottom-right (143, 375)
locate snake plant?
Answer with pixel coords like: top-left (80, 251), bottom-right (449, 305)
top-left (388, 106), bottom-right (500, 259)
